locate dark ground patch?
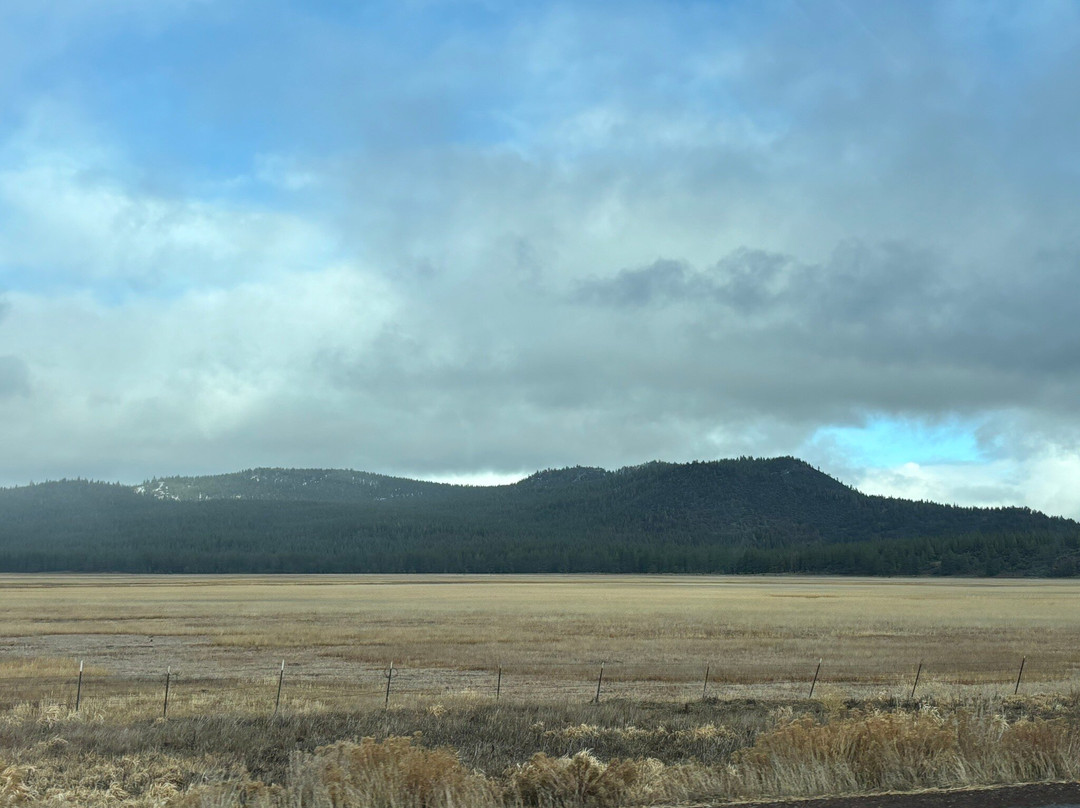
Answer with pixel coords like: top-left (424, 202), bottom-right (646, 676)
top-left (732, 781), bottom-right (1080, 808)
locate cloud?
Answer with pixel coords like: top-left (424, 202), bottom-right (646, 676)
top-left (855, 447), bottom-right (1080, 520)
top-left (569, 241), bottom-right (1080, 417)
top-left (0, 151), bottom-right (334, 296)
top-left (0, 356), bottom-right (29, 398)
top-left (0, 262), bottom-right (399, 480)
top-left (0, 298), bottom-right (29, 398)
top-left (1, 1), bottom-right (1079, 519)
top-left (574, 259), bottom-right (703, 306)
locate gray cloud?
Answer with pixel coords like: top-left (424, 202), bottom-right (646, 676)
top-left (0, 299), bottom-right (27, 398)
top-left (575, 259), bottom-right (703, 306)
top-left (573, 241), bottom-right (1080, 385)
top-left (278, 228), bottom-right (1080, 483)
top-left (0, 356), bottom-right (29, 398)
top-left (1, 2), bottom-right (1080, 516)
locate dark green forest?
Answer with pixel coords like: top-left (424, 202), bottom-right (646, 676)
top-left (1, 458), bottom-right (1077, 576)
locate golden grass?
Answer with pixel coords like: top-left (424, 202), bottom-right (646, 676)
top-left (726, 705), bottom-right (1080, 799)
top-left (2, 574), bottom-right (1080, 806)
top-left (2, 575), bottom-right (1079, 709)
top-left (2, 693), bottom-right (1080, 807)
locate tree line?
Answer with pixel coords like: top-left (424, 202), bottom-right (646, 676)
top-left (1, 458), bottom-right (1076, 576)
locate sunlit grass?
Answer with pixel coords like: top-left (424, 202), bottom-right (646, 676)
top-left (3, 693), bottom-right (1080, 807)
top-left (2, 574), bottom-right (1080, 805)
top-left (2, 575), bottom-right (1079, 704)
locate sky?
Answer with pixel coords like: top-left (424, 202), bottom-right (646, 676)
top-left (1, 1), bottom-right (1079, 517)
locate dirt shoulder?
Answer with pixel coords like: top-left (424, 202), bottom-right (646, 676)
top-left (729, 781), bottom-right (1080, 808)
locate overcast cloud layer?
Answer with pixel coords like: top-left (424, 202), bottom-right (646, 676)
top-left (2, 1), bottom-right (1079, 516)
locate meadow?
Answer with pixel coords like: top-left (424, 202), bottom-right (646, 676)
top-left (2, 574), bottom-right (1080, 806)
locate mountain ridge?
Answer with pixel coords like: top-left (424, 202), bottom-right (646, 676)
top-left (1, 457), bottom-right (1077, 576)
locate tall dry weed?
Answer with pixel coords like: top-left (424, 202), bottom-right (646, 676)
top-left (733, 709), bottom-right (959, 795)
top-left (506, 750), bottom-right (662, 807)
top-left (0, 765), bottom-right (34, 807)
top-left (169, 781), bottom-right (285, 808)
top-left (4, 696), bottom-right (1080, 807)
top-left (728, 706), bottom-right (1080, 799)
top-left (288, 737), bottom-right (499, 808)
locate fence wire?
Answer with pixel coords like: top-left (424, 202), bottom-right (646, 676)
top-left (2, 652), bottom-right (1073, 719)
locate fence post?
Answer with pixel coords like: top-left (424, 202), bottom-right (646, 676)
top-left (163, 667), bottom-right (171, 719)
top-left (1014, 657), bottom-right (1026, 695)
top-left (910, 660), bottom-right (923, 700)
top-left (274, 660), bottom-right (285, 716)
top-left (384, 661), bottom-right (396, 710)
top-left (75, 660), bottom-right (84, 712)
top-left (809, 658), bottom-right (822, 698)
top-left (496, 666), bottom-right (502, 702)
top-left (593, 663), bottom-right (604, 704)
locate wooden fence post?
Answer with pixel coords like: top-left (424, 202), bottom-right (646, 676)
top-left (163, 667), bottom-right (171, 719)
top-left (75, 660), bottom-right (84, 712)
top-left (274, 660), bottom-right (285, 715)
top-left (384, 661), bottom-right (396, 710)
top-left (593, 663), bottom-right (604, 704)
top-left (910, 661), bottom-right (923, 700)
top-left (702, 663), bottom-right (710, 700)
top-left (496, 666), bottom-right (502, 702)
top-left (809, 658), bottom-right (822, 698)
top-left (1014, 657), bottom-right (1026, 695)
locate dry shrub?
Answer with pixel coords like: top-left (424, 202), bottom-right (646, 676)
top-left (3, 703), bottom-right (75, 728)
top-left (289, 737), bottom-right (499, 808)
top-left (506, 750), bottom-right (662, 807)
top-left (3, 749), bottom-right (232, 808)
top-left (6, 696), bottom-right (1080, 808)
top-left (1, 765), bottom-right (34, 806)
top-left (734, 709), bottom-right (958, 796)
top-left (728, 707), bottom-right (1080, 800)
top-left (676, 723), bottom-right (734, 743)
top-left (944, 708), bottom-right (1080, 785)
top-left (169, 781), bottom-right (285, 808)
top-left (989, 718), bottom-right (1079, 782)
top-left (55, 752), bottom-right (190, 800)
top-left (542, 722), bottom-right (736, 746)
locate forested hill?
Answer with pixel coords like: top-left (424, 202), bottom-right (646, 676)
top-left (1, 458), bottom-right (1078, 576)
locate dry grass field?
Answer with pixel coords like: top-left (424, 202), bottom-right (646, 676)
top-left (3, 574), bottom-right (1079, 705)
top-left (1, 574), bottom-right (1079, 806)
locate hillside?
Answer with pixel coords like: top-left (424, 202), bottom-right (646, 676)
top-left (0, 458), bottom-right (1077, 575)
